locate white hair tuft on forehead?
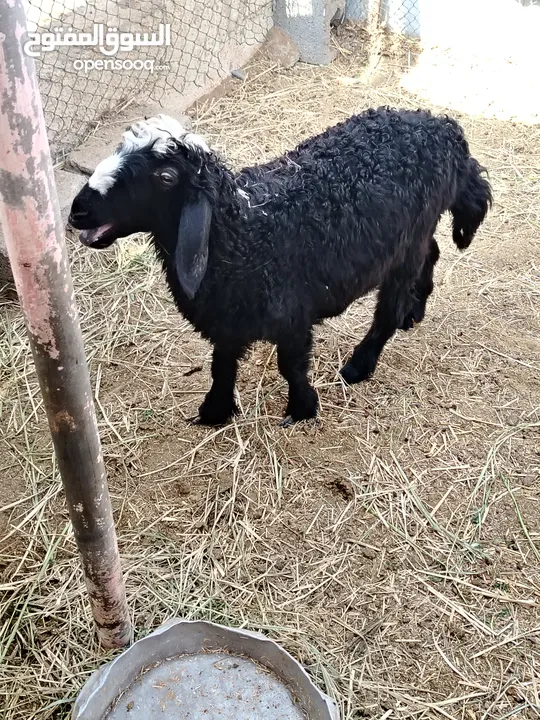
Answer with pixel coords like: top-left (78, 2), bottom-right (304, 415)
top-left (88, 114), bottom-right (209, 196)
top-left (122, 114), bottom-right (210, 156)
top-left (88, 153), bottom-right (125, 195)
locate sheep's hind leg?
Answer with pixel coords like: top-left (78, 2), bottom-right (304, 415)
top-left (340, 267), bottom-right (416, 384)
top-left (196, 345), bottom-right (245, 426)
top-left (277, 330), bottom-right (318, 425)
top-left (400, 237), bottom-right (440, 331)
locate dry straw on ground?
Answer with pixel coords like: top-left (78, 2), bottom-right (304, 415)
top-left (1, 26), bottom-right (539, 720)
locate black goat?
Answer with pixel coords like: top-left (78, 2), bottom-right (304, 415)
top-left (69, 109), bottom-right (492, 425)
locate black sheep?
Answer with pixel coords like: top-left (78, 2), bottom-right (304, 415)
top-left (69, 108), bottom-right (492, 425)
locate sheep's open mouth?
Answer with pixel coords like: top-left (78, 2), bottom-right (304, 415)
top-left (78, 224), bottom-right (117, 249)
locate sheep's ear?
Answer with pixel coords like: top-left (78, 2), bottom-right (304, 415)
top-left (175, 195), bottom-right (212, 299)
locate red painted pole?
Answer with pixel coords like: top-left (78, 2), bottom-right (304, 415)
top-left (0, 0), bottom-right (131, 648)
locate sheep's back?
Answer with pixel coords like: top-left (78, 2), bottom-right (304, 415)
top-left (192, 108), bottom-right (470, 343)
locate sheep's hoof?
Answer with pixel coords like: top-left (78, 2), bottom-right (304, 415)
top-left (188, 415), bottom-right (227, 427)
top-left (280, 415), bottom-right (319, 428)
top-left (399, 304), bottom-right (426, 331)
top-left (282, 387), bottom-right (318, 426)
top-left (191, 413), bottom-right (233, 427)
top-left (194, 400), bottom-right (239, 426)
top-left (399, 314), bottom-right (416, 331)
top-left (340, 359), bottom-right (375, 384)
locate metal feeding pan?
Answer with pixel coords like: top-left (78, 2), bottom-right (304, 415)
top-left (72, 618), bottom-right (339, 720)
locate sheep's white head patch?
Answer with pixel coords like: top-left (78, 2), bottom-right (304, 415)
top-left (88, 114), bottom-right (210, 196)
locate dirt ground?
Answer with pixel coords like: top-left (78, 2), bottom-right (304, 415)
top-left (1, 26), bottom-right (539, 720)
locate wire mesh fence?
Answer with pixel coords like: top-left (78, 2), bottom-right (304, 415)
top-left (346, 0), bottom-right (420, 39)
top-left (23, 0), bottom-right (272, 160)
top-left (21, 0), bottom-right (426, 162)
top-left (380, 0), bottom-right (420, 38)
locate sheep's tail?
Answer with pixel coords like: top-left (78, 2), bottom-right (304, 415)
top-left (451, 157), bottom-right (492, 250)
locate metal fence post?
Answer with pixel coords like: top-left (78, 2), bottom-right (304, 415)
top-left (0, 0), bottom-right (131, 649)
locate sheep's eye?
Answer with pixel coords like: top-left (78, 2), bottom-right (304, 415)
top-left (158, 170), bottom-right (177, 186)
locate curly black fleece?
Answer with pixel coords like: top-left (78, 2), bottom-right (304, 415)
top-left (71, 107), bottom-right (492, 425)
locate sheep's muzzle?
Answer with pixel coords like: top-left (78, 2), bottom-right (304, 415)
top-left (77, 224), bottom-right (116, 249)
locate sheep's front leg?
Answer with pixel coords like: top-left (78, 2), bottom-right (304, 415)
top-left (197, 345), bottom-right (244, 426)
top-left (277, 330), bottom-right (319, 425)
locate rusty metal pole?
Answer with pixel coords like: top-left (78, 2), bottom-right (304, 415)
top-left (0, 0), bottom-right (131, 648)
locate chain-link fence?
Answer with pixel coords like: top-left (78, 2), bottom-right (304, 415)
top-left (21, 0), bottom-right (428, 163)
top-left (380, 0), bottom-right (420, 37)
top-left (346, 0), bottom-right (420, 39)
top-left (23, 0), bottom-right (272, 161)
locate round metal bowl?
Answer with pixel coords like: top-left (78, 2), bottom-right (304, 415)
top-left (72, 618), bottom-right (339, 719)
